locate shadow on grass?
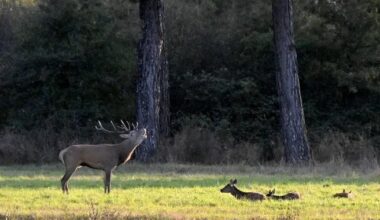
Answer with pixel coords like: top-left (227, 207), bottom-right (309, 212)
top-left (0, 174), bottom-right (377, 190)
top-left (1, 163), bottom-right (380, 191)
top-left (0, 177), bottom-right (225, 189)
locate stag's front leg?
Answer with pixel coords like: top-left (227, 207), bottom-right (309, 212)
top-left (104, 170), bottom-right (112, 193)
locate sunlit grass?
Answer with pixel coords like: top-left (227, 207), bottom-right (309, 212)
top-left (1, 163), bottom-right (380, 219)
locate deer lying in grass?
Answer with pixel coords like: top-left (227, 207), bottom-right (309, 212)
top-left (220, 179), bottom-right (266, 201)
top-left (59, 120), bottom-right (147, 194)
top-left (333, 189), bottom-right (353, 198)
top-left (266, 189), bottom-right (300, 200)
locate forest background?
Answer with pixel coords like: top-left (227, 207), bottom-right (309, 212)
top-left (0, 0), bottom-right (379, 166)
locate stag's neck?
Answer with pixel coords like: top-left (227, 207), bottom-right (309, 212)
top-left (230, 186), bottom-right (246, 199)
top-left (117, 139), bottom-right (135, 153)
top-left (116, 139), bottom-right (140, 163)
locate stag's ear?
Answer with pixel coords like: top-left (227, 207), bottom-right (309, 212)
top-left (119, 134), bottom-right (130, 139)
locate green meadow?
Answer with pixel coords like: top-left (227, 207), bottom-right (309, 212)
top-left (0, 163), bottom-right (380, 219)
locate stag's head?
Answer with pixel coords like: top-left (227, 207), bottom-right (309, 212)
top-left (95, 120), bottom-right (147, 145)
top-left (120, 127), bottom-right (147, 145)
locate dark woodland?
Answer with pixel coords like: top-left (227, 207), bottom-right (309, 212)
top-left (0, 0), bottom-right (379, 165)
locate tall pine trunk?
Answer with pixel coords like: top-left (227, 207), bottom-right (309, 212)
top-left (272, 0), bottom-right (311, 164)
top-left (136, 0), bottom-right (169, 161)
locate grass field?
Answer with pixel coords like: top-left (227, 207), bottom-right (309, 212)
top-left (0, 163), bottom-right (380, 219)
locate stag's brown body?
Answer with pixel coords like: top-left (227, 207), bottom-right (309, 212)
top-left (266, 189), bottom-right (300, 200)
top-left (59, 121), bottom-right (146, 194)
top-left (60, 141), bottom-right (137, 170)
top-left (220, 179), bottom-right (266, 201)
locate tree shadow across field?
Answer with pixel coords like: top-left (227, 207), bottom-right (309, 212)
top-left (0, 175), bottom-right (233, 189)
top-left (0, 173), bottom-right (379, 190)
top-left (0, 163), bottom-right (380, 190)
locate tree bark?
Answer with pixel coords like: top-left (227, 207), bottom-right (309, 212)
top-left (158, 31), bottom-right (170, 137)
top-left (272, 0), bottom-right (311, 164)
top-left (0, 0), bottom-right (12, 54)
top-left (136, 0), bottom-right (169, 161)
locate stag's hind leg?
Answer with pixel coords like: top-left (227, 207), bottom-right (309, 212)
top-left (61, 166), bottom-right (77, 194)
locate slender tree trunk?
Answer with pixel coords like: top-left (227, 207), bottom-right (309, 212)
top-left (136, 0), bottom-right (169, 161)
top-left (272, 0), bottom-right (311, 164)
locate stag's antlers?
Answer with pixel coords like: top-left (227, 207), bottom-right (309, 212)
top-left (95, 120), bottom-right (138, 133)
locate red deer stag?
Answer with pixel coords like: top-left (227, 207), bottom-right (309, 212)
top-left (220, 179), bottom-right (266, 201)
top-left (266, 189), bottom-right (300, 200)
top-left (59, 120), bottom-right (147, 194)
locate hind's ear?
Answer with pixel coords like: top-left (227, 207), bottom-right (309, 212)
top-left (349, 191), bottom-right (352, 193)
top-left (232, 179), bottom-right (237, 184)
top-left (342, 189), bottom-right (346, 193)
top-left (272, 189), bottom-right (276, 194)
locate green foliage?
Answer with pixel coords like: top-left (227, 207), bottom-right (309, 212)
top-left (1, 0), bottom-right (138, 129)
top-left (0, 0), bottom-right (379, 163)
top-left (166, 0), bottom-right (380, 151)
top-left (296, 0), bottom-right (380, 132)
top-left (171, 69), bottom-right (277, 143)
top-left (167, 0), bottom-right (277, 143)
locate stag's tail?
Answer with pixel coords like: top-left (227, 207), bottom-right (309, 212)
top-left (59, 148), bottom-right (68, 165)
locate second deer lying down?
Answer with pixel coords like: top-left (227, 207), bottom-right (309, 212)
top-left (266, 189), bottom-right (300, 200)
top-left (220, 179), bottom-right (266, 201)
top-left (333, 189), bottom-right (353, 198)
top-left (59, 120), bottom-right (147, 194)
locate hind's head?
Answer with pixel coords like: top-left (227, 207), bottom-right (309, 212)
top-left (266, 189), bottom-right (276, 197)
top-left (220, 179), bottom-right (237, 193)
